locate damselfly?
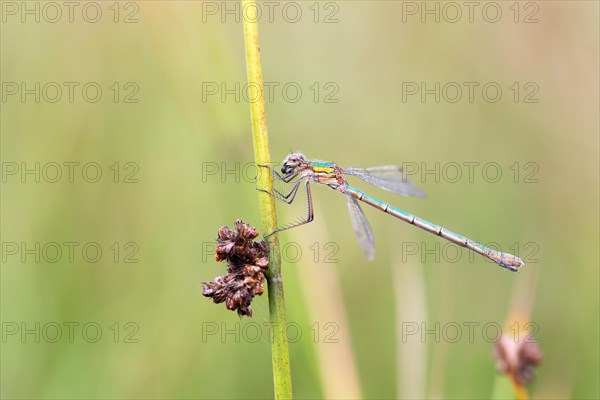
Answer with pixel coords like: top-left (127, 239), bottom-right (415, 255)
top-left (260, 153), bottom-right (524, 272)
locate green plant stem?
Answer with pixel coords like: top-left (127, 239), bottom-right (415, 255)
top-left (242, 1), bottom-right (292, 399)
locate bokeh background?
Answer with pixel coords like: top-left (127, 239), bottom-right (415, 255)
top-left (1, 1), bottom-right (598, 399)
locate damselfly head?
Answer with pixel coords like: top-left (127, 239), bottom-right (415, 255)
top-left (281, 152), bottom-right (306, 174)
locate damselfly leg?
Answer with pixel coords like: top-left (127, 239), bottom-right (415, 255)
top-left (257, 164), bottom-right (315, 237)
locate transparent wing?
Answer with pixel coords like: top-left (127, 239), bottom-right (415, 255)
top-left (342, 166), bottom-right (426, 198)
top-left (345, 193), bottom-right (375, 260)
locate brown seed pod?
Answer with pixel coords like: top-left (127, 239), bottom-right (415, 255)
top-left (202, 220), bottom-right (269, 317)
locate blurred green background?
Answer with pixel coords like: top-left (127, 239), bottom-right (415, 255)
top-left (1, 1), bottom-right (598, 399)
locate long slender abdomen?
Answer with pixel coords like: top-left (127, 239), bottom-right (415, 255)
top-left (344, 185), bottom-right (524, 271)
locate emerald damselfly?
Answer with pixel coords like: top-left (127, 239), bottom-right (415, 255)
top-left (260, 153), bottom-right (524, 272)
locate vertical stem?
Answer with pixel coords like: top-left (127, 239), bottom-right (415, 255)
top-left (510, 372), bottom-right (530, 400)
top-left (242, 1), bottom-right (293, 399)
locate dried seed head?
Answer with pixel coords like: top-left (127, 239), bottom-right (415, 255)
top-left (493, 333), bottom-right (543, 384)
top-left (215, 220), bottom-right (269, 271)
top-left (203, 220), bottom-right (269, 318)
